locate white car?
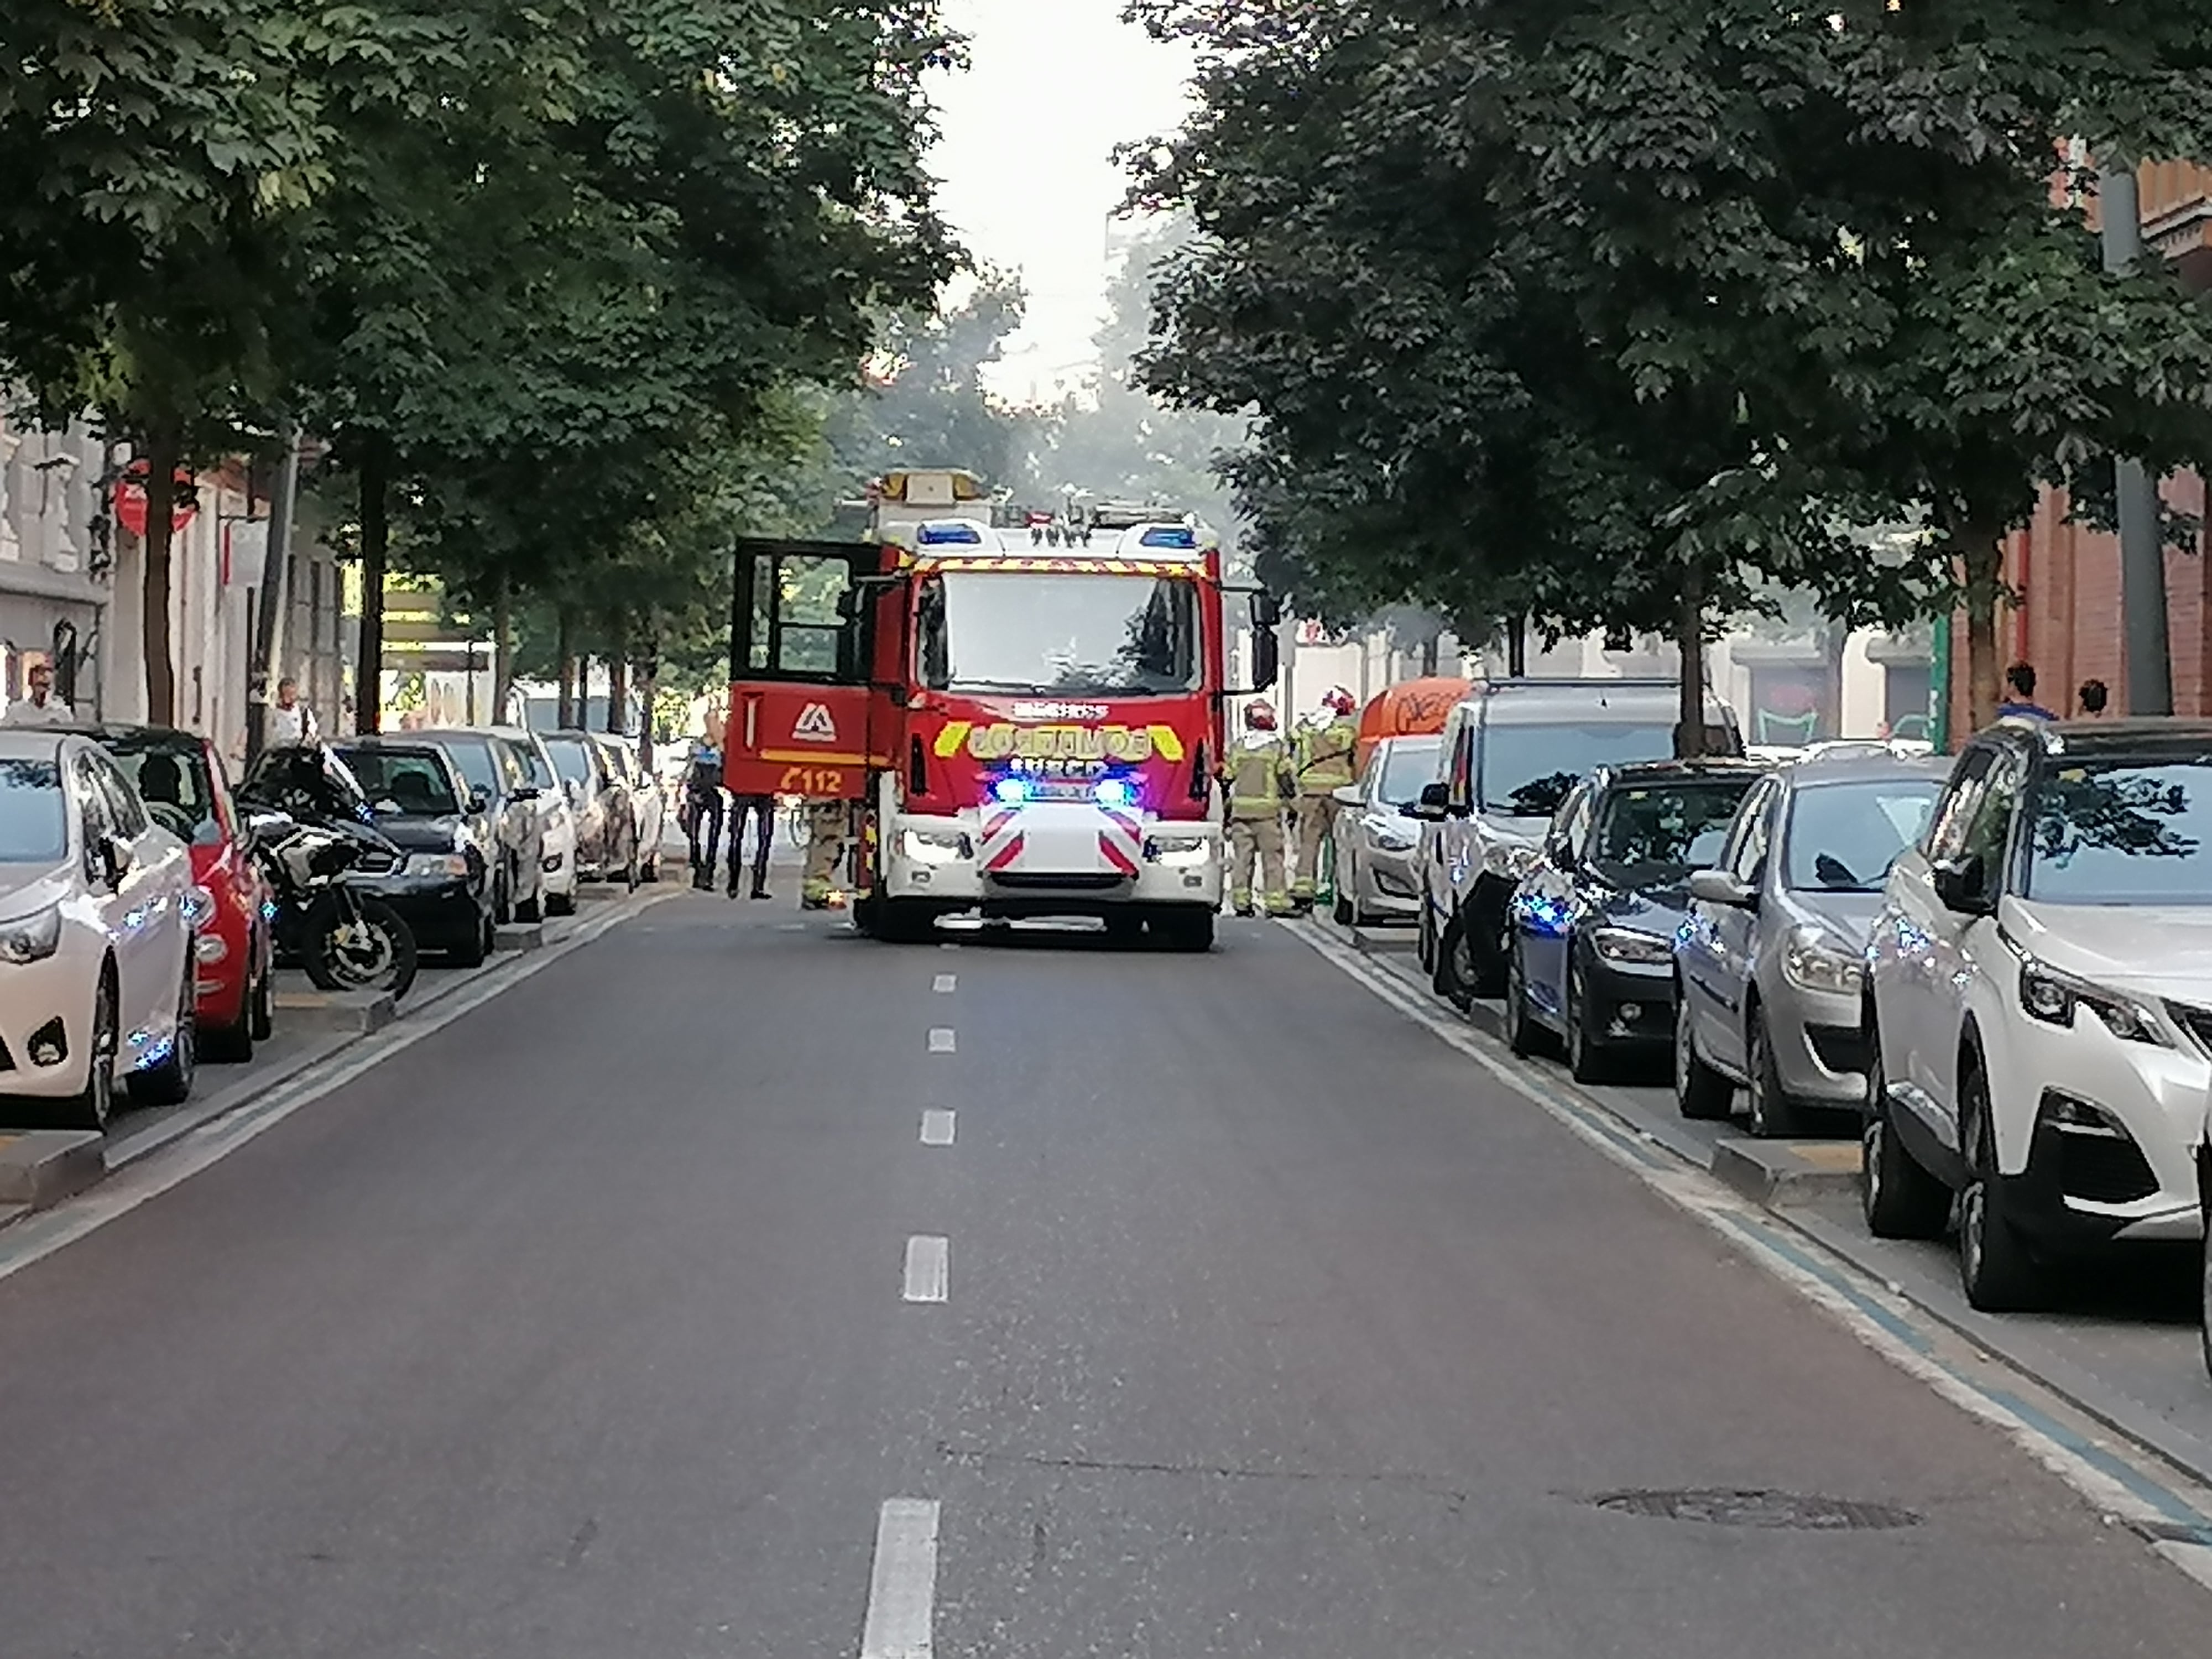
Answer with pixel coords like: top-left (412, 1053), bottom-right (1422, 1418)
top-left (492, 727), bottom-right (580, 916)
top-left (1865, 718), bottom-right (2212, 1312)
top-left (592, 733), bottom-right (666, 883)
top-left (0, 732), bottom-right (199, 1130)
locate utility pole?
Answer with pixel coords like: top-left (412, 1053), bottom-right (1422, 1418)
top-left (2101, 164), bottom-right (2173, 715)
top-left (246, 421), bottom-right (303, 766)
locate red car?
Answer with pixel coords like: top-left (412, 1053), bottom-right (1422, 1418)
top-left (91, 726), bottom-right (275, 1061)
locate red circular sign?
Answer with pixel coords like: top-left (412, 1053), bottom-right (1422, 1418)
top-left (113, 462), bottom-right (197, 539)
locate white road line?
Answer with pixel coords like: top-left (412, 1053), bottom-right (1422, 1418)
top-left (859, 1498), bottom-right (940, 1658)
top-left (902, 1235), bottom-right (949, 1302)
top-left (932, 973), bottom-right (957, 994)
top-left (920, 1110), bottom-right (956, 1146)
top-left (927, 1027), bottom-right (956, 1053)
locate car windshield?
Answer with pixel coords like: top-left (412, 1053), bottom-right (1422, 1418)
top-left (1480, 720), bottom-right (1679, 817)
top-left (106, 738), bottom-right (222, 846)
top-left (0, 758), bottom-right (66, 862)
top-left (1783, 779), bottom-right (1942, 892)
top-left (919, 571), bottom-right (1201, 695)
top-left (1589, 777), bottom-right (1757, 886)
top-left (543, 735), bottom-right (593, 787)
top-left (339, 749), bottom-right (461, 817)
top-left (434, 738), bottom-right (499, 800)
top-left (2022, 754), bottom-right (2212, 905)
top-left (1377, 738), bottom-right (1443, 806)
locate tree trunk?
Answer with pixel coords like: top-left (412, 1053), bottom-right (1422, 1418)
top-left (604, 614), bottom-right (629, 734)
top-left (1421, 633), bottom-right (1439, 676)
top-left (139, 423), bottom-right (182, 724)
top-left (1506, 614), bottom-right (1527, 678)
top-left (1961, 528), bottom-right (2005, 735)
top-left (634, 618), bottom-right (659, 773)
top-left (355, 437), bottom-right (389, 734)
top-left (556, 611), bottom-right (577, 726)
top-left (491, 569), bottom-right (514, 720)
top-left (1675, 565), bottom-right (1708, 758)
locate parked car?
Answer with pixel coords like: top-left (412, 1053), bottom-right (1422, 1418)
top-left (1864, 718), bottom-right (2212, 1312)
top-left (330, 740), bottom-right (498, 966)
top-left (1674, 748), bottom-right (1949, 1136)
top-left (1501, 758), bottom-right (1765, 1082)
top-left (541, 729), bottom-right (636, 885)
top-left (591, 733), bottom-right (666, 881)
top-left (1329, 735), bottom-right (1442, 926)
top-left (414, 728), bottom-right (548, 922)
top-left (1413, 678), bottom-right (1744, 1002)
top-left (0, 731), bottom-right (198, 1129)
top-left (491, 726), bottom-right (579, 916)
top-left (92, 725), bottom-right (275, 1062)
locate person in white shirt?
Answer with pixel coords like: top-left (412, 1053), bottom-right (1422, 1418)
top-left (4, 660), bottom-right (74, 726)
top-left (270, 677), bottom-right (318, 746)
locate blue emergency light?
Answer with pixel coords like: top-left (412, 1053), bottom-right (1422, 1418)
top-left (1138, 526), bottom-right (1198, 549)
top-left (992, 777), bottom-right (1032, 805)
top-left (1093, 778), bottom-right (1136, 810)
top-left (918, 521), bottom-right (985, 546)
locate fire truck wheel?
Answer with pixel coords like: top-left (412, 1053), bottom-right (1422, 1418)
top-left (876, 900), bottom-right (937, 944)
top-left (1155, 908), bottom-right (1215, 953)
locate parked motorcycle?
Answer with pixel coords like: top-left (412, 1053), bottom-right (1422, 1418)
top-left (247, 810), bottom-right (421, 1002)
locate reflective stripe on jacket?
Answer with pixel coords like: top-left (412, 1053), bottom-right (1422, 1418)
top-left (1296, 718), bottom-right (1358, 793)
top-left (1224, 737), bottom-right (1292, 814)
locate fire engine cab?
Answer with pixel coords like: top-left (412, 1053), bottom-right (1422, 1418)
top-left (722, 468), bottom-right (1280, 948)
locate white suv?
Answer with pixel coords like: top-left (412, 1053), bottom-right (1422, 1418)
top-left (1864, 719), bottom-right (2212, 1312)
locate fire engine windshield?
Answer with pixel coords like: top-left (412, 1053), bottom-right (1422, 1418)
top-left (917, 571), bottom-right (1201, 696)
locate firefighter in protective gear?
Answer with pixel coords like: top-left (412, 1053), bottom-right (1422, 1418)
top-left (800, 800), bottom-right (849, 909)
top-left (1290, 686), bottom-right (1360, 909)
top-left (1221, 700), bottom-right (1295, 917)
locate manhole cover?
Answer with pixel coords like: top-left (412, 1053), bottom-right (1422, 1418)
top-left (1590, 1488), bottom-right (1921, 1530)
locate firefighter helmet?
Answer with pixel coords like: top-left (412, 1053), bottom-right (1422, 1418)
top-left (1322, 685), bottom-right (1356, 716)
top-left (1244, 699), bottom-right (1278, 732)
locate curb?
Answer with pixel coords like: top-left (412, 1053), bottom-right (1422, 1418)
top-left (1709, 1136), bottom-right (1863, 1207)
top-left (1350, 925), bottom-right (1416, 956)
top-left (273, 988), bottom-right (398, 1035)
top-left (495, 922), bottom-right (545, 953)
top-left (0, 1131), bottom-right (105, 1214)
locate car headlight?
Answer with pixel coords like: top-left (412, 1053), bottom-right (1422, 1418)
top-left (181, 884), bottom-right (217, 930)
top-left (1483, 838), bottom-right (1539, 879)
top-left (403, 852), bottom-right (472, 878)
top-left (1590, 926), bottom-right (1674, 968)
top-left (1145, 833), bottom-right (1215, 868)
top-left (901, 829), bottom-right (973, 864)
top-left (1365, 816), bottom-right (1418, 852)
top-left (0, 905), bottom-right (61, 965)
top-left (2018, 958), bottom-right (2170, 1045)
top-left (1783, 926), bottom-right (1863, 997)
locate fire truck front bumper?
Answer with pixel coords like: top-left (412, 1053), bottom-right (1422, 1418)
top-left (884, 807), bottom-right (1223, 911)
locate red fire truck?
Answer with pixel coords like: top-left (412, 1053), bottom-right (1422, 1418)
top-left (722, 468), bottom-right (1280, 948)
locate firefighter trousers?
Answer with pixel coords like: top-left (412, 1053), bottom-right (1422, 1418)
top-left (802, 802), bottom-right (848, 904)
top-left (1226, 813), bottom-right (1289, 915)
top-left (1292, 795), bottom-right (1340, 899)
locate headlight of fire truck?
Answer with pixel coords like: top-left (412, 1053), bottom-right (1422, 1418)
top-left (901, 828), bottom-right (973, 864)
top-left (1144, 832), bottom-right (1215, 868)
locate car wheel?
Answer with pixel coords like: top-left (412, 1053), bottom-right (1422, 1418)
top-left (1860, 1025), bottom-right (1950, 1239)
top-left (1744, 1008), bottom-right (1805, 1139)
top-left (2199, 1177), bottom-right (2212, 1382)
top-left (449, 906), bottom-right (493, 969)
top-left (623, 833), bottom-right (641, 893)
top-left (1673, 991), bottom-right (1733, 1120)
top-left (1958, 1064), bottom-right (2042, 1312)
top-left (1504, 940), bottom-right (1546, 1057)
top-left (1433, 914), bottom-right (1475, 1013)
top-left (128, 962), bottom-right (197, 1107)
top-left (547, 886), bottom-right (577, 918)
top-left (1156, 908), bottom-right (1215, 953)
top-left (492, 867), bottom-right (513, 926)
top-left (1417, 902), bottom-right (1438, 974)
top-left (202, 1000), bottom-right (254, 1064)
top-left (517, 882), bottom-right (544, 925)
top-left (248, 961), bottom-right (275, 1041)
top-left (1333, 864), bottom-right (1357, 928)
top-left (62, 967), bottom-right (120, 1132)
top-left (1564, 955), bottom-right (1609, 1085)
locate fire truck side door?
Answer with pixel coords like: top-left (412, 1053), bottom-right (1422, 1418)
top-left (725, 539), bottom-right (881, 801)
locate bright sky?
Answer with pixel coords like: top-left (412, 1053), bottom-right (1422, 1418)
top-left (930, 0), bottom-right (1196, 406)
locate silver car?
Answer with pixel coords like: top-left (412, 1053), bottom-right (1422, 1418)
top-left (1672, 748), bottom-right (1949, 1137)
top-left (1329, 735), bottom-right (1441, 925)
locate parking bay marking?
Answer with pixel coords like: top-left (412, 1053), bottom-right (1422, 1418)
top-left (859, 1498), bottom-right (940, 1658)
top-left (928, 1027), bottom-right (956, 1053)
top-left (920, 1110), bottom-right (956, 1147)
top-left (902, 1235), bottom-right (949, 1302)
top-left (933, 974), bottom-right (957, 994)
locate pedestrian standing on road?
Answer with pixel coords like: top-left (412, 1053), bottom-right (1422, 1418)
top-left (684, 738), bottom-right (726, 890)
top-left (270, 677), bottom-right (319, 746)
top-left (2078, 678), bottom-right (2110, 718)
top-left (3, 659), bottom-right (73, 726)
top-left (1222, 700), bottom-right (1295, 918)
top-left (1290, 686), bottom-right (1359, 913)
top-left (800, 800), bottom-right (849, 910)
top-left (1995, 662), bottom-right (2058, 722)
top-left (727, 792), bottom-right (774, 901)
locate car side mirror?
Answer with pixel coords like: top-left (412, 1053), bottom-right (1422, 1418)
top-left (1332, 784), bottom-right (1364, 808)
top-left (512, 785), bottom-right (540, 803)
top-left (468, 787), bottom-right (491, 815)
top-left (1405, 781), bottom-right (1451, 822)
top-left (1688, 868), bottom-right (1757, 909)
top-left (98, 834), bottom-right (130, 888)
top-left (1931, 853), bottom-right (1992, 916)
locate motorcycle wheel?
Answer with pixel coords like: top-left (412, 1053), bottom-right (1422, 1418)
top-left (302, 891), bottom-right (420, 1001)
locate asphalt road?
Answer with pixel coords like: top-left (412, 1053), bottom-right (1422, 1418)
top-left (2, 901), bottom-right (2209, 1656)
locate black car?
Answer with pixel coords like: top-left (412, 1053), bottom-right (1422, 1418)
top-left (413, 729), bottom-right (547, 923)
top-left (330, 741), bottom-right (498, 966)
top-left (1501, 758), bottom-right (1767, 1082)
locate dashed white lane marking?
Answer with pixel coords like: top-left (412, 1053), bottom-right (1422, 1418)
top-left (939, 942), bottom-right (961, 951)
top-left (932, 973), bottom-right (957, 994)
top-left (859, 1498), bottom-right (940, 1658)
top-left (902, 1236), bottom-right (950, 1302)
top-left (920, 1110), bottom-right (956, 1147)
top-left (927, 1027), bottom-right (956, 1053)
